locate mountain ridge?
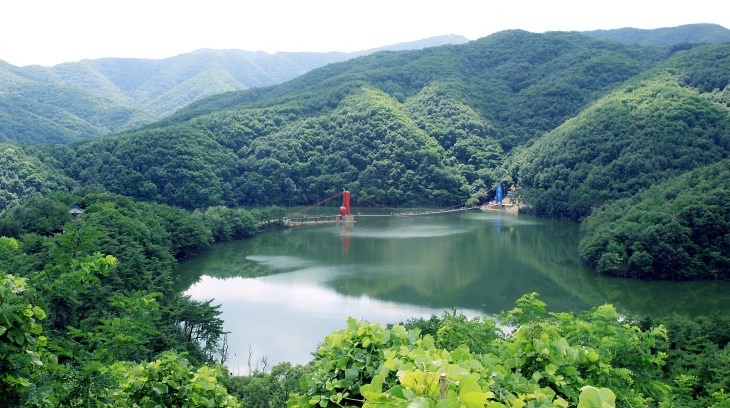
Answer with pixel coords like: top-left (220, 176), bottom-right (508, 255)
top-left (3, 25), bottom-right (725, 145)
top-left (581, 23), bottom-right (730, 45)
top-left (0, 35), bottom-right (468, 144)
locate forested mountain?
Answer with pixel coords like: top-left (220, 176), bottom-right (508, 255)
top-left (0, 35), bottom-right (467, 145)
top-left (45, 30), bottom-right (669, 212)
top-left (0, 60), bottom-right (155, 144)
top-left (510, 42), bottom-right (730, 220)
top-left (510, 42), bottom-right (730, 278)
top-left (582, 23), bottom-right (730, 46)
top-left (170, 30), bottom-right (667, 150)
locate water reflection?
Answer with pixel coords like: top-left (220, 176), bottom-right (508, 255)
top-left (187, 274), bottom-right (481, 374)
top-left (178, 212), bottom-right (730, 370)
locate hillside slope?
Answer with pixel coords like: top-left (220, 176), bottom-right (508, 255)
top-left (579, 159), bottom-right (730, 279)
top-left (510, 43), bottom-right (730, 220)
top-left (172, 30), bottom-right (668, 149)
top-left (0, 61), bottom-right (154, 144)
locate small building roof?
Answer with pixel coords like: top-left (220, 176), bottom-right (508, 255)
top-left (69, 206), bottom-right (85, 215)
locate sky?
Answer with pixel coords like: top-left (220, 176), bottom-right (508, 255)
top-left (2, 0), bottom-right (729, 67)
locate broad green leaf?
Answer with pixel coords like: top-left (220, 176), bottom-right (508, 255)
top-left (462, 391), bottom-right (490, 407)
top-left (152, 382), bottom-right (168, 395)
top-left (435, 392), bottom-right (460, 408)
top-left (446, 365), bottom-right (470, 380)
top-left (408, 396), bottom-right (433, 408)
top-left (345, 368), bottom-right (360, 380)
top-left (32, 306), bottom-right (47, 320)
top-left (458, 374), bottom-right (481, 394)
top-left (577, 386), bottom-right (616, 408)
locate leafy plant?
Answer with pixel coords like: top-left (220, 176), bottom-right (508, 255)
top-left (107, 352), bottom-right (241, 407)
top-left (0, 273), bottom-right (47, 405)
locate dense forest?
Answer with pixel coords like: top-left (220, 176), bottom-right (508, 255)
top-left (0, 191), bottom-right (276, 406)
top-left (2, 26), bottom-right (730, 406)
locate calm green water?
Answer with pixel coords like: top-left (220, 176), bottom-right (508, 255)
top-left (177, 211), bottom-right (730, 373)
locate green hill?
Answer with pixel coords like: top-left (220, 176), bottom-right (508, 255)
top-left (579, 159), bottom-right (730, 280)
top-left (0, 60), bottom-right (154, 144)
top-left (53, 30), bottom-right (669, 211)
top-left (509, 43), bottom-right (730, 220)
top-left (582, 23), bottom-right (730, 46)
top-left (172, 30), bottom-right (667, 149)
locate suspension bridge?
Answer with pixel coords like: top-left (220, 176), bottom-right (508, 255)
top-left (260, 191), bottom-right (499, 228)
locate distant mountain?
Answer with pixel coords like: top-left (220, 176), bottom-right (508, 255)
top-left (0, 35), bottom-right (468, 145)
top-left (357, 34), bottom-right (469, 53)
top-left (0, 60), bottom-right (155, 144)
top-left (582, 23), bottom-right (730, 46)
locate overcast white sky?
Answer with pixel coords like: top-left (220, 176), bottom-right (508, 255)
top-left (2, 0), bottom-right (728, 67)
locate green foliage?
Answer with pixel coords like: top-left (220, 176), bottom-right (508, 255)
top-left (577, 386), bottom-right (615, 408)
top-left (503, 292), bottom-right (548, 325)
top-left (0, 274), bottom-right (47, 406)
top-left (292, 295), bottom-right (673, 407)
top-left (579, 160), bottom-right (730, 279)
top-left (68, 125), bottom-right (239, 208)
top-left (6, 32), bottom-right (730, 282)
top-left (0, 144), bottom-right (76, 213)
top-left (433, 312), bottom-right (502, 354)
top-left (639, 313), bottom-right (730, 407)
top-left (31, 30), bottom-right (672, 210)
top-left (168, 295), bottom-right (226, 362)
top-left (0, 38), bottom-right (467, 145)
top-left (201, 206), bottom-right (259, 242)
top-left (0, 192), bottom-right (238, 404)
top-left (512, 64), bottom-right (730, 222)
top-left (293, 317), bottom-right (421, 406)
top-left (224, 362), bottom-right (311, 408)
top-left (107, 352), bottom-right (241, 407)
top-left (0, 60), bottom-right (155, 145)
top-left (4, 27), bottom-right (730, 405)
top-left (68, 291), bottom-right (163, 364)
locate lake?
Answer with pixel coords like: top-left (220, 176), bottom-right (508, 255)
top-left (176, 211), bottom-right (730, 374)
